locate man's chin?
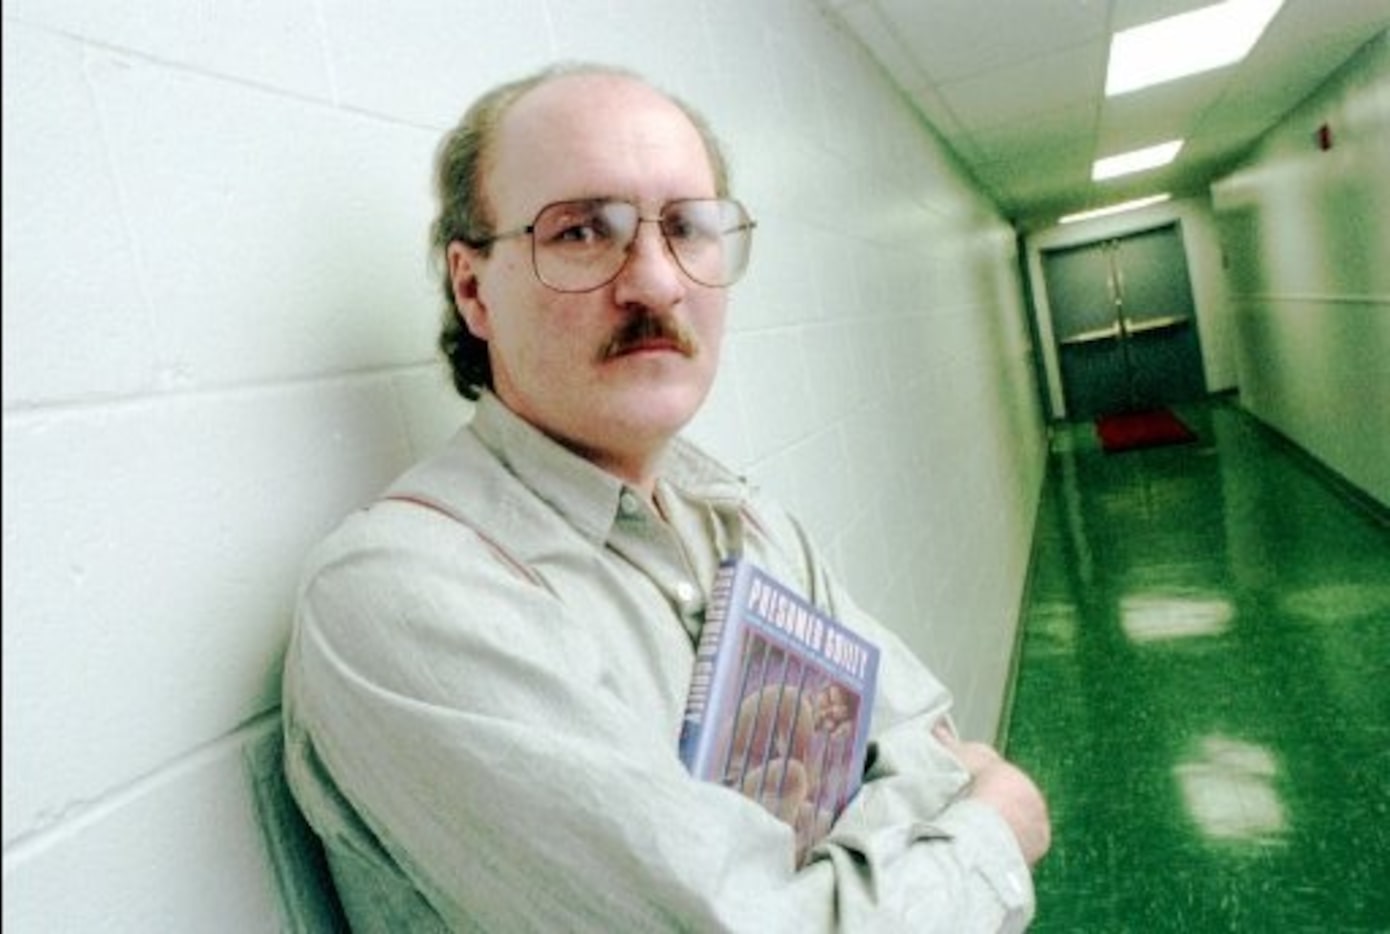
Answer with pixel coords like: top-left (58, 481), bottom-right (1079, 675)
top-left (602, 382), bottom-right (708, 438)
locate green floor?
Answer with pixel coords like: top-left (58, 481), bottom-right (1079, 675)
top-left (1004, 398), bottom-right (1390, 932)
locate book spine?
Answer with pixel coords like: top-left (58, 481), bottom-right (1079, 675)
top-left (677, 560), bottom-right (741, 773)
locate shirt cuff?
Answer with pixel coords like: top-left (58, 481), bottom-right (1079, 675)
top-left (928, 798), bottom-right (1036, 925)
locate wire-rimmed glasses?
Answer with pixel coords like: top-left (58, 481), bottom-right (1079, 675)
top-left (478, 197), bottom-right (756, 293)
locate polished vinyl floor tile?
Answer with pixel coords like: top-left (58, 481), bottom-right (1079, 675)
top-left (1005, 399), bottom-right (1390, 932)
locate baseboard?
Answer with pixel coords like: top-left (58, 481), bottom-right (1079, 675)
top-left (995, 478), bottom-right (1047, 752)
top-left (1237, 406), bottom-right (1390, 530)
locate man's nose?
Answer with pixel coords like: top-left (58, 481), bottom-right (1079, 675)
top-left (613, 220), bottom-right (686, 306)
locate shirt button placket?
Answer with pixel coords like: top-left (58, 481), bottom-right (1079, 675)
top-left (673, 580), bottom-right (698, 606)
top-left (619, 490), bottom-right (643, 517)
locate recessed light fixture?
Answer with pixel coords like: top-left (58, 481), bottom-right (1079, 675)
top-left (1060, 194), bottom-right (1171, 225)
top-left (1106, 0), bottom-right (1285, 96)
top-left (1093, 140), bottom-right (1185, 181)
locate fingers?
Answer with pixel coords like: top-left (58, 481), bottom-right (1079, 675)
top-left (974, 762), bottom-right (1051, 866)
top-left (932, 719), bottom-right (1052, 866)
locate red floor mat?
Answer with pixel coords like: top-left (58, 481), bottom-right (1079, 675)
top-left (1095, 408), bottom-right (1197, 453)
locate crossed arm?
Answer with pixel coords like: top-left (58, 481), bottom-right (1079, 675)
top-left (285, 509), bottom-right (1047, 931)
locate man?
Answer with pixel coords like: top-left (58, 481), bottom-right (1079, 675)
top-left (283, 63), bottom-right (1049, 931)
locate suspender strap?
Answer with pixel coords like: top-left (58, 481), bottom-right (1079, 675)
top-left (381, 492), bottom-right (555, 594)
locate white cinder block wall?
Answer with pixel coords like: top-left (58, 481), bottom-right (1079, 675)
top-left (1212, 29), bottom-right (1390, 508)
top-left (2, 1), bottom-right (1046, 929)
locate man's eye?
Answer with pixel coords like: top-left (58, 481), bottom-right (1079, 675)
top-left (664, 219), bottom-right (695, 241)
top-left (551, 218), bottom-right (611, 244)
top-left (665, 216), bottom-right (712, 242)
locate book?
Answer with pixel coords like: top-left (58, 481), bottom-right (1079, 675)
top-left (678, 557), bottom-right (880, 866)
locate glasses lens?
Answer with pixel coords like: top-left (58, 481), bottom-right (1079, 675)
top-left (529, 198), bottom-right (754, 292)
top-left (661, 199), bottom-right (754, 288)
top-left (531, 200), bottom-right (637, 292)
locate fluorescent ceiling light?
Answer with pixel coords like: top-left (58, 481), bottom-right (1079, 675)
top-left (1059, 194), bottom-right (1171, 225)
top-left (1093, 140), bottom-right (1184, 181)
top-left (1106, 0), bottom-right (1285, 96)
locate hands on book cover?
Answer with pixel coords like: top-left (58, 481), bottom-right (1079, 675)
top-left (679, 558), bottom-right (880, 866)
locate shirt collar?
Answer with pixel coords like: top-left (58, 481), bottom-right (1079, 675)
top-left (469, 392), bottom-right (747, 545)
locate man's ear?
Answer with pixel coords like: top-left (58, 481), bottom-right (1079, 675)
top-left (447, 241), bottom-right (491, 340)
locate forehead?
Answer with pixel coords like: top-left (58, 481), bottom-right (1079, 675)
top-left (487, 75), bottom-right (717, 218)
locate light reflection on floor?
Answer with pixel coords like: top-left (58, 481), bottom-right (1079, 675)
top-left (1281, 581), bottom-right (1390, 624)
top-left (1175, 735), bottom-right (1286, 843)
top-left (1005, 398), bottom-right (1390, 931)
top-left (1120, 593), bottom-right (1235, 643)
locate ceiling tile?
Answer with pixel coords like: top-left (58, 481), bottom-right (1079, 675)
top-left (823, 0), bottom-right (1390, 227)
top-left (836, 1), bottom-right (930, 90)
top-left (966, 102), bottom-right (1098, 161)
top-left (1096, 70), bottom-right (1233, 153)
top-left (874, 0), bottom-right (1110, 83)
top-left (1110, 0), bottom-right (1221, 31)
top-left (938, 38), bottom-right (1108, 132)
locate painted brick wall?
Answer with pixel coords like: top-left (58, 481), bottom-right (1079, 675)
top-left (2, 1), bottom-right (1046, 928)
top-left (1212, 29), bottom-right (1390, 508)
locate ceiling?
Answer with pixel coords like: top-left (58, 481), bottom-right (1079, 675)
top-left (824, 0), bottom-right (1390, 231)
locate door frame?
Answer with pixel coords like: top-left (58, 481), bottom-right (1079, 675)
top-left (1025, 215), bottom-right (1211, 422)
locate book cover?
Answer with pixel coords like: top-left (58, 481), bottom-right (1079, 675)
top-left (679, 557), bottom-right (880, 866)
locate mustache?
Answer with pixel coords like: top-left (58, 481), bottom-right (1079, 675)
top-left (598, 313), bottom-right (699, 361)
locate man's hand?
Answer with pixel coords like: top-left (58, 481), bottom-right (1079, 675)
top-left (934, 723), bottom-right (1051, 868)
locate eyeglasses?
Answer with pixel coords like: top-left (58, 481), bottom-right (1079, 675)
top-left (477, 198), bottom-right (756, 293)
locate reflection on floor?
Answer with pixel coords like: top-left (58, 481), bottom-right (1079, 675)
top-left (1004, 397), bottom-right (1390, 932)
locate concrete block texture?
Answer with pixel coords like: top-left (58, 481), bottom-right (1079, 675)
top-left (3, 1), bottom-right (1047, 928)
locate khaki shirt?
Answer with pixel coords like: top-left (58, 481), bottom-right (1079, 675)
top-left (283, 393), bottom-right (1034, 932)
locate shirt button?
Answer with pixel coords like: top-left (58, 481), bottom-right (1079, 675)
top-left (673, 580), bottom-right (698, 605)
top-left (618, 491), bottom-right (642, 516)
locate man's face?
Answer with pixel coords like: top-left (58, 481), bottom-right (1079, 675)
top-left (449, 75), bottom-right (729, 477)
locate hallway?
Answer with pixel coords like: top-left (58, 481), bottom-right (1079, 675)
top-left (1004, 397), bottom-right (1390, 931)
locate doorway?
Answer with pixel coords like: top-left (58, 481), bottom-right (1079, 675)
top-left (1043, 223), bottom-right (1207, 420)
